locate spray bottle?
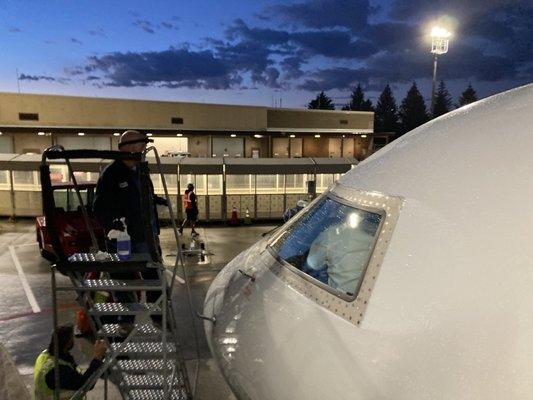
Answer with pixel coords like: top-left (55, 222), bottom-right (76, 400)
top-left (107, 217), bottom-right (131, 261)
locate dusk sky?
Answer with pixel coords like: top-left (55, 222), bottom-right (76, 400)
top-left (1, 0), bottom-right (532, 108)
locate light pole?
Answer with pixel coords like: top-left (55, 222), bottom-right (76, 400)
top-left (430, 26), bottom-right (451, 117)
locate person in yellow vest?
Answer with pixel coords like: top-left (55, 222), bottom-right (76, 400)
top-left (34, 325), bottom-right (106, 399)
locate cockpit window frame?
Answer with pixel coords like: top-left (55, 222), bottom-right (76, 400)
top-left (268, 192), bottom-right (385, 302)
top-left (266, 183), bottom-right (404, 326)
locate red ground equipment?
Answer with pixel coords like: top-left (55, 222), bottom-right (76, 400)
top-left (35, 182), bottom-right (105, 261)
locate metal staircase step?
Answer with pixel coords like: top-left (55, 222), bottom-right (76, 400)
top-left (89, 303), bottom-right (162, 315)
top-left (100, 324), bottom-right (177, 343)
top-left (69, 253), bottom-right (120, 262)
top-left (82, 279), bottom-right (162, 290)
top-left (100, 323), bottom-right (161, 338)
top-left (120, 372), bottom-right (184, 389)
top-left (126, 388), bottom-right (188, 400)
top-left (110, 342), bottom-right (177, 356)
top-left (115, 359), bottom-right (177, 372)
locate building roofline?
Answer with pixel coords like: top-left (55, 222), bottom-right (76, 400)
top-left (268, 107), bottom-right (373, 115)
top-left (0, 91), bottom-right (371, 114)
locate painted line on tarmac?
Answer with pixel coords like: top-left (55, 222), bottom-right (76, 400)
top-left (12, 242), bottom-right (39, 248)
top-left (9, 245), bottom-right (41, 314)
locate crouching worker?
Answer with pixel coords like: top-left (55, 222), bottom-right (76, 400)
top-left (34, 325), bottom-right (106, 399)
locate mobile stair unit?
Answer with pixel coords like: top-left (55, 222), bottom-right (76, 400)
top-left (40, 147), bottom-right (194, 400)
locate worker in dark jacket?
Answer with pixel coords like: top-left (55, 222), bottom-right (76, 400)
top-left (93, 130), bottom-right (167, 250)
top-left (34, 325), bottom-right (106, 399)
top-left (93, 130), bottom-right (167, 333)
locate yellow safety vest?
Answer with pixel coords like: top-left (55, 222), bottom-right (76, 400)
top-left (33, 350), bottom-right (85, 400)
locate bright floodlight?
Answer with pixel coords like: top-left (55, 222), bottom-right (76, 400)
top-left (431, 26), bottom-right (452, 55)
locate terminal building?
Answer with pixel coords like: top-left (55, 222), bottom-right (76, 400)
top-left (0, 92), bottom-right (387, 159)
top-left (0, 92), bottom-right (393, 219)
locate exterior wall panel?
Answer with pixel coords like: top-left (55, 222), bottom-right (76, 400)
top-left (0, 93), bottom-right (267, 131)
top-left (267, 109), bottom-right (373, 131)
top-left (303, 137), bottom-right (329, 157)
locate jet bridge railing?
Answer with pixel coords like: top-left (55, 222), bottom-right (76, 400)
top-left (0, 154), bottom-right (357, 219)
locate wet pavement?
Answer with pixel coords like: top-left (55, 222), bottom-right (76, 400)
top-left (0, 218), bottom-right (278, 399)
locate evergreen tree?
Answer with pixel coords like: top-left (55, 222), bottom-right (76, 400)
top-left (374, 84), bottom-right (399, 133)
top-left (432, 80), bottom-right (452, 118)
top-left (308, 91), bottom-right (335, 110)
top-left (457, 84), bottom-right (478, 107)
top-left (398, 82), bottom-right (429, 135)
top-left (341, 84), bottom-right (373, 111)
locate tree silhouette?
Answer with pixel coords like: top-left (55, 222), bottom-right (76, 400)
top-left (433, 80), bottom-right (452, 118)
top-left (374, 84), bottom-right (399, 133)
top-left (342, 84), bottom-right (373, 111)
top-left (398, 82), bottom-right (429, 136)
top-left (308, 91), bottom-right (335, 110)
top-left (457, 84), bottom-right (478, 107)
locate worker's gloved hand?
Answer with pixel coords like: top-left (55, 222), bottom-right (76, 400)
top-left (110, 218), bottom-right (125, 231)
top-left (93, 339), bottom-right (107, 360)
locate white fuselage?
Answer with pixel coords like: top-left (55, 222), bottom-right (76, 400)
top-left (204, 84), bottom-right (533, 400)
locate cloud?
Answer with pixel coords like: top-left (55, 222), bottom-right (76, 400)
top-left (210, 39), bottom-right (283, 87)
top-left (225, 18), bottom-right (289, 45)
top-left (8, 26), bottom-right (21, 33)
top-left (88, 28), bottom-right (106, 37)
top-left (253, 67), bottom-right (281, 88)
top-left (70, 37), bottom-right (83, 44)
top-left (19, 74), bottom-right (70, 84)
top-left (267, 0), bottom-right (377, 33)
top-left (291, 30), bottom-right (377, 58)
top-left (280, 56), bottom-right (305, 79)
top-left (225, 19), bottom-right (377, 59)
top-left (85, 48), bottom-right (239, 89)
top-left (161, 21), bottom-right (179, 30)
top-left (133, 19), bottom-right (155, 34)
top-left (133, 18), bottom-right (182, 33)
top-left (388, 0), bottom-right (518, 21)
top-left (19, 74), bottom-right (56, 82)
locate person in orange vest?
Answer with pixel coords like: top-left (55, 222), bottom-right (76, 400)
top-left (179, 183), bottom-right (199, 236)
top-left (34, 325), bottom-right (106, 399)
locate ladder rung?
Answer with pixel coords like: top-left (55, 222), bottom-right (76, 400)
top-left (115, 359), bottom-right (176, 372)
top-left (89, 303), bottom-right (162, 315)
top-left (110, 342), bottom-right (176, 355)
top-left (126, 389), bottom-right (188, 400)
top-left (82, 279), bottom-right (163, 290)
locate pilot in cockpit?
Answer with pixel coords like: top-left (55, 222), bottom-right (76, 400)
top-left (304, 211), bottom-right (379, 295)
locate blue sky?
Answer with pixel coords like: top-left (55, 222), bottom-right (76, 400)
top-left (1, 0), bottom-right (532, 108)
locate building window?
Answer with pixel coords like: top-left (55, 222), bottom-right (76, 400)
top-left (340, 120), bottom-right (348, 125)
top-left (19, 113), bottom-right (39, 121)
top-left (171, 117), bottom-right (183, 124)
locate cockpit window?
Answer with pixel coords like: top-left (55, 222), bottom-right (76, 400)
top-left (270, 196), bottom-right (383, 297)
